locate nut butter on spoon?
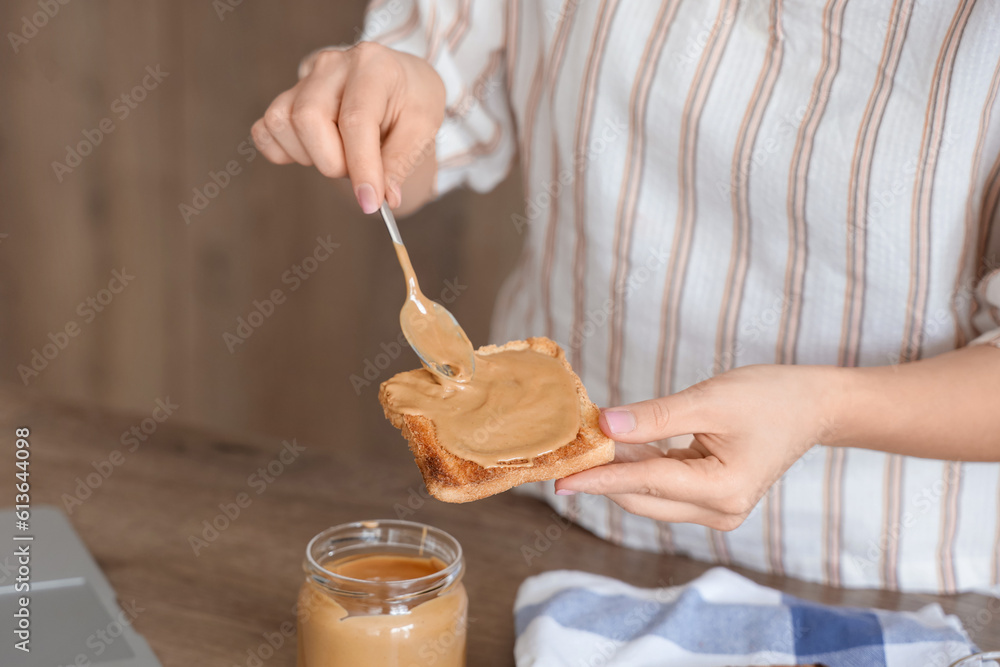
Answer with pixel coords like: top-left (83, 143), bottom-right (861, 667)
top-left (378, 201), bottom-right (475, 383)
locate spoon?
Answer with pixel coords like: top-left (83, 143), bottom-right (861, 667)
top-left (378, 201), bottom-right (475, 383)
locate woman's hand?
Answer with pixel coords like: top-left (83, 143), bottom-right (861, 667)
top-left (555, 365), bottom-right (845, 531)
top-left (251, 42), bottom-right (446, 215)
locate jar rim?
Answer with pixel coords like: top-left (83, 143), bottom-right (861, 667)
top-left (304, 519), bottom-right (464, 596)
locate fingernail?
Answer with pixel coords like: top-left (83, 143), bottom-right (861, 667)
top-left (603, 409), bottom-right (636, 435)
top-left (555, 489), bottom-right (577, 496)
top-left (356, 183), bottom-right (379, 214)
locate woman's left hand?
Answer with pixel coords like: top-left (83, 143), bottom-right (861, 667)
top-left (554, 364), bottom-right (845, 531)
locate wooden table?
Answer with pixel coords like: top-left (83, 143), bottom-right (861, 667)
top-left (3, 385), bottom-right (997, 665)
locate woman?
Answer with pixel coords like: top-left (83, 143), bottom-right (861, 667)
top-left (251, 0), bottom-right (1000, 593)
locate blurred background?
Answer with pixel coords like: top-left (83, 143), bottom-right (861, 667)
top-left (0, 0), bottom-right (524, 447)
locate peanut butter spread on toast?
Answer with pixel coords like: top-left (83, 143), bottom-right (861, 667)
top-left (382, 349), bottom-right (580, 467)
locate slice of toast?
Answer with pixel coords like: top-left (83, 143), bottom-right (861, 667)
top-left (379, 337), bottom-right (614, 503)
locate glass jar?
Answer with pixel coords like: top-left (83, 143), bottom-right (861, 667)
top-left (296, 520), bottom-right (467, 667)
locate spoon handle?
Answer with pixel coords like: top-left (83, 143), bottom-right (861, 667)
top-left (378, 201), bottom-right (404, 245)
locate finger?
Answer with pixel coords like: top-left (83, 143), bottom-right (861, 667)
top-left (338, 65), bottom-right (391, 214)
top-left (290, 61), bottom-right (350, 178)
top-left (598, 387), bottom-right (709, 444)
top-left (298, 46), bottom-right (344, 80)
top-left (380, 113), bottom-right (439, 209)
top-left (664, 447), bottom-right (704, 461)
top-left (554, 456), bottom-right (721, 503)
top-left (612, 442), bottom-right (666, 464)
top-left (606, 493), bottom-right (743, 531)
top-left (263, 88), bottom-right (313, 166)
top-left (251, 119), bottom-right (295, 165)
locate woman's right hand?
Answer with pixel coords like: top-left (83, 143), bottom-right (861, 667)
top-left (251, 42), bottom-right (446, 215)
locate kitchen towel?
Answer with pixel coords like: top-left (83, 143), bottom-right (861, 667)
top-left (514, 567), bottom-right (981, 666)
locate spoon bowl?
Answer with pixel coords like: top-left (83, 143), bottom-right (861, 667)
top-left (380, 202), bottom-right (476, 383)
top-left (399, 298), bottom-right (475, 381)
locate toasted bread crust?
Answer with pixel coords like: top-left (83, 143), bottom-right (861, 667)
top-left (379, 337), bottom-right (614, 503)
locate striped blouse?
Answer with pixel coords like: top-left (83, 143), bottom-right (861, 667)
top-left (362, 0), bottom-right (1000, 593)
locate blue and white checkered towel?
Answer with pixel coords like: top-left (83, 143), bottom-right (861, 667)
top-left (515, 567), bottom-right (980, 666)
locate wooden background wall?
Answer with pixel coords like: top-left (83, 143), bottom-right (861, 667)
top-left (0, 0), bottom-right (524, 448)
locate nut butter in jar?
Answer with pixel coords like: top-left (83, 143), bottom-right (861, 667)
top-left (297, 520), bottom-right (467, 667)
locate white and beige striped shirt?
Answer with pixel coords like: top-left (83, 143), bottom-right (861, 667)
top-left (363, 0), bottom-right (1000, 593)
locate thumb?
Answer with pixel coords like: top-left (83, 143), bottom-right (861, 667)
top-left (599, 389), bottom-right (707, 444)
top-left (380, 114), bottom-right (440, 210)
